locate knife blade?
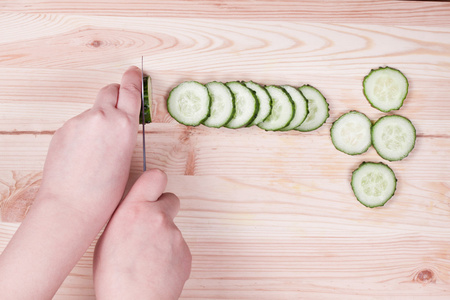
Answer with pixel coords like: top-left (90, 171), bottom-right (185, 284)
top-left (140, 56), bottom-right (147, 172)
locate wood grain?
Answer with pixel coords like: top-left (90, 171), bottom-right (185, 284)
top-left (1, 15), bottom-right (450, 133)
top-left (2, 174), bottom-right (450, 298)
top-left (1, 0), bottom-right (450, 25)
top-left (1, 0), bottom-right (450, 298)
top-left (1, 126), bottom-right (449, 180)
top-left (1, 15), bottom-right (450, 72)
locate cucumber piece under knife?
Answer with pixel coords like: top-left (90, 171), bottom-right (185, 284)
top-left (140, 75), bottom-right (152, 124)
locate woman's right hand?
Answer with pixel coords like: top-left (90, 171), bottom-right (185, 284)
top-left (93, 169), bottom-right (192, 300)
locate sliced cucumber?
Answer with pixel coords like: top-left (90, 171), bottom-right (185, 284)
top-left (225, 82), bottom-right (258, 129)
top-left (372, 115), bottom-right (416, 161)
top-left (203, 81), bottom-right (234, 128)
top-left (331, 111), bottom-right (372, 155)
top-left (257, 86), bottom-right (294, 131)
top-left (167, 81), bottom-right (210, 126)
top-left (280, 85), bottom-right (308, 131)
top-left (244, 81), bottom-right (271, 126)
top-left (363, 66), bottom-right (408, 112)
top-left (296, 85), bottom-right (329, 132)
top-left (140, 76), bottom-right (151, 124)
top-left (351, 162), bottom-right (397, 208)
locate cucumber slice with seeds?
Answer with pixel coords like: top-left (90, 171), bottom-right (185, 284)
top-left (257, 86), bottom-right (294, 131)
top-left (331, 111), bottom-right (372, 155)
top-left (203, 81), bottom-right (234, 128)
top-left (225, 82), bottom-right (258, 129)
top-left (351, 162), bottom-right (397, 208)
top-left (167, 81), bottom-right (210, 126)
top-left (280, 85), bottom-right (308, 131)
top-left (245, 81), bottom-right (271, 126)
top-left (372, 115), bottom-right (416, 161)
top-left (296, 85), bottom-right (329, 132)
top-left (363, 66), bottom-right (409, 112)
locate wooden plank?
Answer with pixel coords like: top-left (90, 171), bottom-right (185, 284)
top-left (1, 128), bottom-right (449, 178)
top-left (1, 130), bottom-right (449, 222)
top-left (1, 15), bottom-right (450, 71)
top-left (1, 67), bottom-right (450, 134)
top-left (1, 1), bottom-right (450, 25)
top-left (2, 169), bottom-right (450, 298)
top-left (3, 222), bottom-right (450, 299)
top-left (2, 170), bottom-right (450, 232)
top-left (0, 15), bottom-right (449, 133)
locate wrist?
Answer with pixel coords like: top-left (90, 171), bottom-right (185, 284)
top-left (0, 192), bottom-right (107, 300)
top-left (33, 187), bottom-right (117, 227)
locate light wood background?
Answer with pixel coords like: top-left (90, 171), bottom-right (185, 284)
top-left (1, 0), bottom-right (450, 299)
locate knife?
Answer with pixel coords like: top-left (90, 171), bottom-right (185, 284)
top-left (140, 56), bottom-right (147, 172)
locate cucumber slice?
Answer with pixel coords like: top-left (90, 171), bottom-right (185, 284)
top-left (167, 81), bottom-right (210, 126)
top-left (363, 66), bottom-right (409, 112)
top-left (225, 82), bottom-right (258, 129)
top-left (244, 81), bottom-right (271, 126)
top-left (296, 85), bottom-right (329, 132)
top-left (257, 86), bottom-right (294, 131)
top-left (140, 76), bottom-right (151, 124)
top-left (372, 115), bottom-right (416, 161)
top-left (330, 111), bottom-right (372, 155)
top-left (280, 85), bottom-right (308, 131)
top-left (351, 162), bottom-right (397, 208)
top-left (203, 81), bottom-right (234, 128)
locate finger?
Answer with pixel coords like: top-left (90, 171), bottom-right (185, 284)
top-left (153, 192), bottom-right (180, 220)
top-left (93, 83), bottom-right (119, 108)
top-left (117, 66), bottom-right (142, 118)
top-left (122, 169), bottom-right (168, 204)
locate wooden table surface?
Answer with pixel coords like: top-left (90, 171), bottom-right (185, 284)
top-left (1, 1), bottom-right (450, 299)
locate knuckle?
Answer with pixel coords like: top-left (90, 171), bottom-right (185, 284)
top-left (99, 83), bottom-right (115, 95)
top-left (105, 83), bottom-right (120, 91)
top-left (151, 210), bottom-right (169, 227)
top-left (121, 82), bottom-right (141, 98)
top-left (55, 114), bottom-right (83, 135)
top-left (164, 192), bottom-right (178, 199)
top-left (144, 169), bottom-right (168, 190)
top-left (120, 203), bottom-right (142, 221)
top-left (116, 113), bottom-right (134, 129)
top-left (162, 192), bottom-right (180, 207)
top-left (90, 108), bottom-right (108, 123)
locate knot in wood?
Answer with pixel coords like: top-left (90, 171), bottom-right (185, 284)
top-left (414, 269), bottom-right (435, 284)
top-left (89, 40), bottom-right (102, 48)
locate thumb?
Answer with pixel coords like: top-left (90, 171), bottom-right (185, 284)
top-left (151, 192), bottom-right (180, 220)
top-left (123, 169), bottom-right (168, 204)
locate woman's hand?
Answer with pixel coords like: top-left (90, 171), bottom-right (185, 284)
top-left (0, 66), bottom-right (144, 299)
top-left (37, 66), bottom-right (142, 218)
top-left (94, 169), bottom-right (192, 300)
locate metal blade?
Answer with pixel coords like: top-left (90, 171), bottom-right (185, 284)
top-left (140, 56), bottom-right (147, 172)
